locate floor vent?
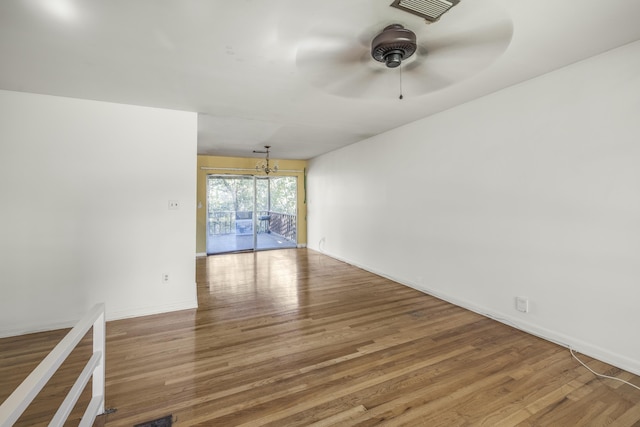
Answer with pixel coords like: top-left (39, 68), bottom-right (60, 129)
top-left (134, 415), bottom-right (173, 427)
top-left (390, 0), bottom-right (461, 22)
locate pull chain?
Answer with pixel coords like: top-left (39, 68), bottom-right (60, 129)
top-left (399, 65), bottom-right (404, 100)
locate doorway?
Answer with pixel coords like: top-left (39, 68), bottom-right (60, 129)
top-left (206, 175), bottom-right (298, 254)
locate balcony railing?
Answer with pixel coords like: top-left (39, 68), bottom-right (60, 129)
top-left (208, 211), bottom-right (235, 235)
top-left (0, 303), bottom-right (105, 427)
top-left (208, 211), bottom-right (296, 242)
top-left (267, 212), bottom-right (296, 242)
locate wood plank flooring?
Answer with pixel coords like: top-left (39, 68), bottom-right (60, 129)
top-left (1, 249), bottom-right (639, 426)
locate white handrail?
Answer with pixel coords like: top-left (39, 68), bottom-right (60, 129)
top-left (0, 303), bottom-right (106, 427)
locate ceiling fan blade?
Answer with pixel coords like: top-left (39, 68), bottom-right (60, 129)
top-left (407, 24), bottom-right (511, 83)
top-left (297, 40), bottom-right (366, 68)
top-left (401, 61), bottom-right (457, 94)
top-left (324, 66), bottom-right (383, 97)
top-left (421, 19), bottom-right (513, 57)
top-left (296, 40), bottom-right (370, 90)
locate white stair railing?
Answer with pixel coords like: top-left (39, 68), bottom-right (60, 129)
top-left (0, 303), bottom-right (106, 427)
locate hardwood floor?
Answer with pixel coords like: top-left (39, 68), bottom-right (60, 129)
top-left (2, 249), bottom-right (639, 426)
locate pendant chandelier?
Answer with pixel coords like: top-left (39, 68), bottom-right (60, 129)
top-left (253, 145), bottom-right (278, 175)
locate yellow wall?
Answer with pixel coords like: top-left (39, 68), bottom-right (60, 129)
top-left (196, 155), bottom-right (309, 254)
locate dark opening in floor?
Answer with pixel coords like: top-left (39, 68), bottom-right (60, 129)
top-left (134, 415), bottom-right (172, 427)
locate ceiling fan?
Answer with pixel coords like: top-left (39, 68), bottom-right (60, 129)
top-left (295, 0), bottom-right (513, 99)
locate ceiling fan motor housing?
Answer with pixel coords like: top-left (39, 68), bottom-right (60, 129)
top-left (371, 24), bottom-right (417, 68)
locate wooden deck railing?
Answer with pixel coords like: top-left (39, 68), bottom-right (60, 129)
top-left (208, 211), bottom-right (296, 243)
top-left (0, 303), bottom-right (106, 427)
top-left (267, 212), bottom-right (297, 242)
top-left (208, 211), bottom-right (235, 235)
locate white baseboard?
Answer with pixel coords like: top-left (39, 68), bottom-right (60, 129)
top-left (0, 320), bottom-right (78, 339)
top-left (106, 298), bottom-right (198, 322)
top-left (317, 249), bottom-right (640, 377)
top-left (0, 298), bottom-right (199, 338)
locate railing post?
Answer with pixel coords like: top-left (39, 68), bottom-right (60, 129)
top-left (93, 308), bottom-right (105, 415)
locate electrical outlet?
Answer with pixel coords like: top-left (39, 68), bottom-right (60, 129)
top-left (168, 200), bottom-right (179, 210)
top-left (516, 296), bottom-right (529, 313)
top-left (162, 273), bottom-right (170, 283)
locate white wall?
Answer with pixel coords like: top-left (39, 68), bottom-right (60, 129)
top-left (0, 90), bottom-right (198, 337)
top-left (308, 41), bottom-right (640, 375)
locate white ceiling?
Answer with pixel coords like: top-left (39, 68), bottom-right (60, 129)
top-left (1, 0), bottom-right (639, 160)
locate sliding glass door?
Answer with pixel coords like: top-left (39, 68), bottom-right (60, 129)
top-left (206, 175), bottom-right (297, 254)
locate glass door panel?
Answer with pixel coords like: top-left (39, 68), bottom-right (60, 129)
top-left (256, 176), bottom-right (298, 251)
top-left (206, 175), bottom-right (255, 254)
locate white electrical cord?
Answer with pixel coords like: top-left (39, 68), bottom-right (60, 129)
top-left (482, 312), bottom-right (640, 392)
top-left (569, 348), bottom-right (640, 391)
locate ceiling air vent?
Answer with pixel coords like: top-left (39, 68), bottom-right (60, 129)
top-left (390, 0), bottom-right (461, 23)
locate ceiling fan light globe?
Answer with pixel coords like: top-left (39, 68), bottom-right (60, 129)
top-left (385, 51), bottom-right (403, 68)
